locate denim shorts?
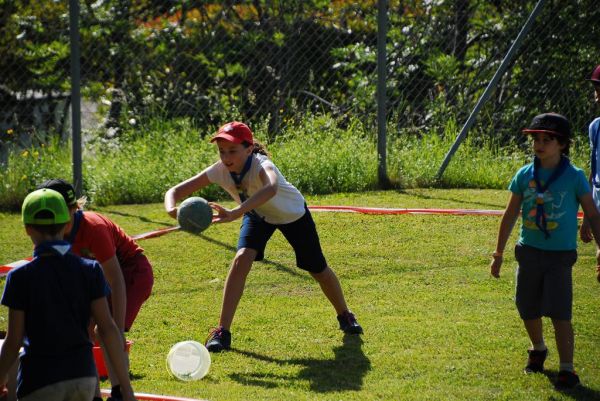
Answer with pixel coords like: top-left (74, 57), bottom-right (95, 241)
top-left (237, 206), bottom-right (327, 273)
top-left (514, 243), bottom-right (577, 320)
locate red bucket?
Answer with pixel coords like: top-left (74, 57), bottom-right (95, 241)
top-left (93, 340), bottom-right (132, 379)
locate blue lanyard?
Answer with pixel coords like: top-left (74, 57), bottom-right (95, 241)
top-left (532, 155), bottom-right (569, 239)
top-left (230, 156), bottom-right (253, 202)
top-left (66, 209), bottom-right (83, 244)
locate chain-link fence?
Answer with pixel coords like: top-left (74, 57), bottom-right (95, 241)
top-left (1, 0), bottom-right (599, 167)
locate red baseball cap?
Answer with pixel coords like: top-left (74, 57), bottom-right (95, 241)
top-left (210, 122), bottom-right (254, 144)
top-left (588, 64), bottom-right (600, 84)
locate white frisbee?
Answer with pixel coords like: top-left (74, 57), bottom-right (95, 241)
top-left (166, 341), bottom-right (211, 381)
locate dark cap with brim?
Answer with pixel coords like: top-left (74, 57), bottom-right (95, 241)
top-left (36, 179), bottom-right (77, 206)
top-left (522, 112), bottom-right (571, 138)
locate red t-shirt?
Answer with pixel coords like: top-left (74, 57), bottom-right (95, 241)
top-left (70, 211), bottom-right (143, 265)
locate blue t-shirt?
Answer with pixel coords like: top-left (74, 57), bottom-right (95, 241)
top-left (509, 161), bottom-right (590, 251)
top-left (1, 241), bottom-right (110, 398)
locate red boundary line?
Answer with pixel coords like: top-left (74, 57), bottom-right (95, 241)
top-left (1, 206), bottom-right (585, 277)
top-left (100, 389), bottom-right (206, 401)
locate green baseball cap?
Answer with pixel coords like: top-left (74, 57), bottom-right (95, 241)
top-left (22, 188), bottom-right (70, 225)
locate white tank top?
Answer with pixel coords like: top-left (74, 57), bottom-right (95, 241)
top-left (203, 154), bottom-right (306, 224)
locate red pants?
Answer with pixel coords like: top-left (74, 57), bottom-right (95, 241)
top-left (118, 253), bottom-right (154, 331)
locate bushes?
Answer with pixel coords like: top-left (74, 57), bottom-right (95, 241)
top-left (0, 138), bottom-right (71, 211)
top-left (0, 116), bottom-right (591, 210)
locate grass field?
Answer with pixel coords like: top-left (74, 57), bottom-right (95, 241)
top-left (1, 189), bottom-right (600, 401)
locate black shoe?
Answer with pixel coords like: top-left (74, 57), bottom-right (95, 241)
top-left (205, 326), bottom-right (231, 352)
top-left (524, 349), bottom-right (547, 373)
top-left (555, 370), bottom-right (580, 390)
top-left (337, 311), bottom-right (363, 334)
top-left (106, 384), bottom-right (122, 401)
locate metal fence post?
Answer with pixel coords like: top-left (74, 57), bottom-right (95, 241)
top-left (69, 0), bottom-right (82, 197)
top-left (377, 0), bottom-right (390, 188)
top-left (435, 0), bottom-right (546, 181)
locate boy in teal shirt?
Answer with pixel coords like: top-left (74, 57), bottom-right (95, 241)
top-left (490, 113), bottom-right (600, 389)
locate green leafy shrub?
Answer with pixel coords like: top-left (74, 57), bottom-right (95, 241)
top-left (0, 116), bottom-right (591, 210)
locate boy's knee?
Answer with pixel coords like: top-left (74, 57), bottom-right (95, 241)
top-left (231, 249), bottom-right (256, 273)
top-left (310, 265), bottom-right (332, 279)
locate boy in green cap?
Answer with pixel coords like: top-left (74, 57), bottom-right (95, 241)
top-left (0, 189), bottom-right (136, 401)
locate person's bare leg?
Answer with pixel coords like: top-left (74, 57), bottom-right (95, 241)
top-left (523, 318), bottom-right (544, 347)
top-left (552, 319), bottom-right (574, 366)
top-left (218, 248), bottom-right (257, 330)
top-left (310, 266), bottom-right (348, 315)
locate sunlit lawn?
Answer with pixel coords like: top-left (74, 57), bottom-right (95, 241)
top-left (1, 189), bottom-right (600, 400)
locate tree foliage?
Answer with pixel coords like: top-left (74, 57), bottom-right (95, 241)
top-left (1, 0), bottom-right (599, 151)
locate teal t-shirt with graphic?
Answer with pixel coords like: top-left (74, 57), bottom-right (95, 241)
top-left (509, 161), bottom-right (589, 251)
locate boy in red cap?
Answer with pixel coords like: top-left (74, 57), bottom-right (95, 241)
top-left (579, 64), bottom-right (600, 282)
top-left (490, 113), bottom-right (600, 389)
top-left (164, 121), bottom-right (362, 353)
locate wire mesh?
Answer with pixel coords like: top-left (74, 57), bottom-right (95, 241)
top-left (1, 0), bottom-right (599, 163)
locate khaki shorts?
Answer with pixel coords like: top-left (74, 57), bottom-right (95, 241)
top-left (20, 376), bottom-right (96, 401)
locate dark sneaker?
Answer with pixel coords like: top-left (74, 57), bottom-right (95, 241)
top-left (337, 311), bottom-right (363, 334)
top-left (106, 385), bottom-right (123, 401)
top-left (555, 370), bottom-right (580, 390)
top-left (524, 349), bottom-right (547, 373)
top-left (205, 326), bottom-right (231, 352)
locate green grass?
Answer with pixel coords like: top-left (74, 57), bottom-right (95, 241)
top-left (2, 189), bottom-right (600, 400)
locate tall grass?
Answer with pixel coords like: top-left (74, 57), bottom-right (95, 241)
top-left (0, 138), bottom-right (72, 210)
top-left (0, 115), bottom-right (591, 210)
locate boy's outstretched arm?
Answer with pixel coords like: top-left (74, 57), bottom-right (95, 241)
top-left (490, 193), bottom-right (522, 278)
top-left (578, 193), bottom-right (600, 281)
top-left (91, 297), bottom-right (137, 401)
top-left (0, 309), bottom-right (24, 391)
top-left (164, 172), bottom-right (210, 219)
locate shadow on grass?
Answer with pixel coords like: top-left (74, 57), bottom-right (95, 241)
top-left (104, 209), bottom-right (173, 227)
top-left (199, 235), bottom-right (308, 279)
top-left (397, 189), bottom-right (505, 209)
top-left (230, 334), bottom-right (370, 392)
top-left (103, 211), bottom-right (307, 279)
top-left (99, 371), bottom-right (145, 382)
top-left (544, 370), bottom-right (600, 401)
